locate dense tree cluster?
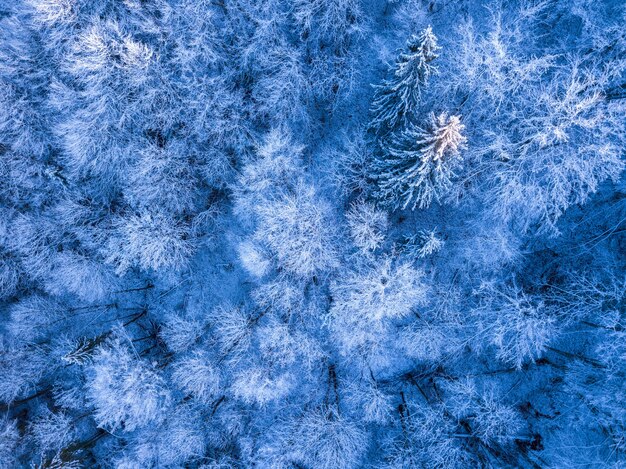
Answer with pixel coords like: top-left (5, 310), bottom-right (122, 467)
top-left (0, 0), bottom-right (625, 467)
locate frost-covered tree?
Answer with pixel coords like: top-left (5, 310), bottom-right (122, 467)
top-left (160, 315), bottom-right (211, 354)
top-left (0, 248), bottom-right (19, 301)
top-left (232, 366), bottom-right (294, 407)
top-left (385, 404), bottom-right (474, 468)
top-left (346, 200), bottom-right (389, 254)
top-left (55, 18), bottom-right (154, 190)
top-left (474, 282), bottom-right (558, 369)
top-left (172, 351), bottom-right (221, 403)
top-left (122, 139), bottom-right (202, 216)
top-left (253, 182), bottom-right (339, 278)
top-left (447, 5), bottom-right (626, 234)
top-left (29, 408), bottom-right (75, 455)
top-left (104, 210), bottom-right (194, 274)
top-left (7, 294), bottom-right (65, 343)
top-left (401, 228), bottom-right (445, 259)
top-left (291, 406), bottom-right (367, 469)
top-left (371, 26), bottom-right (440, 130)
top-left (211, 305), bottom-right (255, 360)
top-left (86, 331), bottom-right (171, 432)
top-left (443, 379), bottom-right (524, 447)
top-left (235, 130), bottom-right (338, 278)
top-left (252, 44), bottom-right (310, 128)
top-left (373, 112), bottom-right (467, 210)
top-left (328, 257), bottom-right (428, 366)
top-left (0, 14), bottom-right (52, 161)
top-left (326, 128), bottom-right (375, 198)
top-left (0, 340), bottom-right (50, 404)
top-left (0, 419), bottom-right (19, 468)
top-left (258, 406), bottom-right (368, 469)
top-left (113, 404), bottom-right (207, 468)
top-left (568, 333), bottom-right (626, 454)
top-left (345, 379), bottom-right (394, 424)
top-left (233, 129), bottom-right (305, 222)
top-left (293, 0), bottom-right (363, 50)
top-left (331, 257), bottom-right (427, 322)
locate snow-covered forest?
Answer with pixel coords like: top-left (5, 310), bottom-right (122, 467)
top-left (0, 0), bottom-right (625, 467)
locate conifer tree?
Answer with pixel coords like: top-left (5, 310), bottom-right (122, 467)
top-left (370, 26), bottom-right (440, 131)
top-left (373, 112), bottom-right (466, 210)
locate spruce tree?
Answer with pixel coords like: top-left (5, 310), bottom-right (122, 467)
top-left (370, 26), bottom-right (440, 131)
top-left (373, 112), bottom-right (466, 210)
